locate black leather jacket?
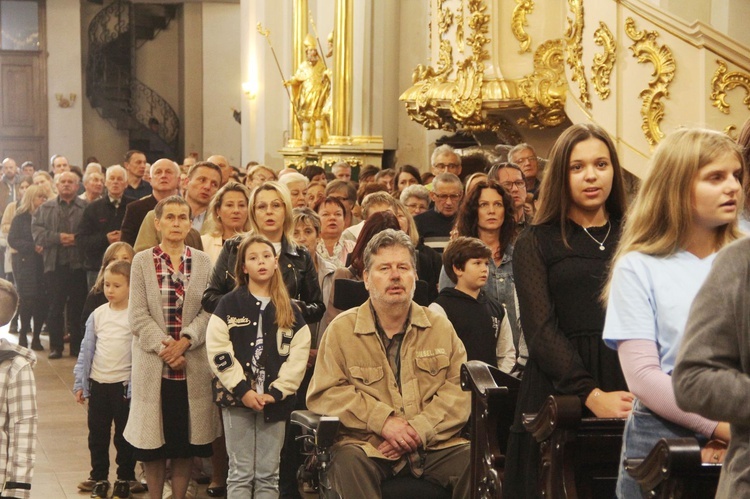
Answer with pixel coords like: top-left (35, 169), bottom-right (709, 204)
top-left (202, 235), bottom-right (325, 324)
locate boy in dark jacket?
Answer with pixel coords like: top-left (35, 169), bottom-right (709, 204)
top-left (429, 237), bottom-right (516, 372)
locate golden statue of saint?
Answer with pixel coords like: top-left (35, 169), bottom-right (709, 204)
top-left (285, 34), bottom-right (331, 146)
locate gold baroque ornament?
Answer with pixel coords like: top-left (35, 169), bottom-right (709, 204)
top-left (564, 0), bottom-right (591, 109)
top-left (450, 0), bottom-right (491, 128)
top-left (437, 0), bottom-right (454, 35)
top-left (625, 17), bottom-right (675, 145)
top-left (511, 0), bottom-right (534, 54)
top-left (406, 39), bottom-right (454, 130)
top-left (592, 21), bottom-right (615, 100)
top-left (710, 60), bottom-right (750, 114)
top-left (518, 38), bottom-right (567, 129)
top-left (456, 0), bottom-right (465, 53)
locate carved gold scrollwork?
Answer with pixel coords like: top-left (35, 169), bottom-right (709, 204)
top-left (518, 39), bottom-right (567, 129)
top-left (456, 0), bottom-right (465, 53)
top-left (437, 0), bottom-right (454, 35)
top-left (450, 0), bottom-right (491, 128)
top-left (564, 0), bottom-right (591, 109)
top-left (710, 60), bottom-right (750, 114)
top-left (592, 21), bottom-right (615, 100)
top-left (407, 39), bottom-right (454, 130)
top-left (625, 17), bottom-right (675, 145)
top-left (511, 0), bottom-right (534, 54)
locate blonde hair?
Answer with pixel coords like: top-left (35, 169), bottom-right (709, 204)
top-left (16, 184), bottom-right (47, 215)
top-left (93, 242), bottom-right (135, 293)
top-left (248, 181), bottom-right (297, 247)
top-left (234, 234), bottom-right (295, 329)
top-left (205, 181), bottom-right (252, 237)
top-left (604, 127), bottom-right (744, 300)
top-left (394, 200), bottom-right (419, 246)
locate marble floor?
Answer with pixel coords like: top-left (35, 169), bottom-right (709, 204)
top-left (0, 325), bottom-right (218, 499)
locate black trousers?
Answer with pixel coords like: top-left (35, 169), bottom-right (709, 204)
top-left (45, 265), bottom-right (87, 353)
top-left (88, 380), bottom-right (136, 481)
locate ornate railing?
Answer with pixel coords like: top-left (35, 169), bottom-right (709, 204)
top-left (86, 0), bottom-right (179, 152)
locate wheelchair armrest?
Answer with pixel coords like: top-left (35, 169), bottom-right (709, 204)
top-left (291, 410), bottom-right (322, 432)
top-left (291, 410), bottom-right (341, 449)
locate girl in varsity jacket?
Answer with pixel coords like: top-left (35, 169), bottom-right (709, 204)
top-left (206, 234), bottom-right (310, 498)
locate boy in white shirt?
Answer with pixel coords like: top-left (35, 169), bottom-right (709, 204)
top-left (73, 261), bottom-right (135, 499)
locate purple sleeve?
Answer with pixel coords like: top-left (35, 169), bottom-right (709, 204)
top-left (617, 339), bottom-right (717, 438)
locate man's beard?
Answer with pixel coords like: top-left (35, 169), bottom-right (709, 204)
top-left (368, 278), bottom-right (416, 306)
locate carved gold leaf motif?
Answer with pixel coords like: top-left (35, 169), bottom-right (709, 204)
top-left (592, 21), bottom-right (615, 100)
top-left (625, 17), bottom-right (675, 145)
top-left (564, 0), bottom-right (591, 109)
top-left (518, 38), bottom-right (567, 129)
top-left (456, 0), bottom-right (465, 53)
top-left (437, 0), bottom-right (454, 35)
top-left (710, 60), bottom-right (750, 114)
top-left (511, 0), bottom-right (535, 54)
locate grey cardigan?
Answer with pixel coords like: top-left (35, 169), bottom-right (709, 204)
top-left (673, 237), bottom-right (750, 498)
top-left (124, 247), bottom-right (221, 450)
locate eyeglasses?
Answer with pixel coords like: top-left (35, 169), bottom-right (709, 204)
top-left (405, 203), bottom-right (426, 210)
top-left (500, 180), bottom-right (526, 191)
top-left (433, 193), bottom-right (462, 201)
top-left (433, 163), bottom-right (460, 172)
top-left (254, 201), bottom-right (284, 212)
top-left (514, 156), bottom-right (536, 165)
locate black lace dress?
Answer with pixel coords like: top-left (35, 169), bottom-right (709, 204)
top-left (503, 220), bottom-right (627, 498)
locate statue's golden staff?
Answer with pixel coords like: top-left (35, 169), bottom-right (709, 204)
top-left (308, 12), bottom-right (329, 70)
top-left (256, 22), bottom-right (303, 128)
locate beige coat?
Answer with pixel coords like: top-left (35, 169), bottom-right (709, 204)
top-left (307, 300), bottom-right (469, 460)
top-left (124, 248), bottom-right (221, 450)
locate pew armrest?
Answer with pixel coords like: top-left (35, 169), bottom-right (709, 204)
top-left (625, 437), bottom-right (721, 499)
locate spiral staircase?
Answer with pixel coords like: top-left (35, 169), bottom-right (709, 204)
top-left (86, 0), bottom-right (179, 158)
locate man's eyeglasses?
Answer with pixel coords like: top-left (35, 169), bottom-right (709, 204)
top-left (514, 156), bottom-right (536, 165)
top-left (500, 181), bottom-right (526, 191)
top-left (433, 163), bottom-right (460, 172)
top-left (433, 194), bottom-right (462, 201)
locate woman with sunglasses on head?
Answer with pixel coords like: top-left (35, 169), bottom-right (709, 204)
top-left (504, 124), bottom-right (633, 498)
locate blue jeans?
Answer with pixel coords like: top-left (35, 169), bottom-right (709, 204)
top-left (222, 406), bottom-right (286, 499)
top-left (617, 399), bottom-right (702, 498)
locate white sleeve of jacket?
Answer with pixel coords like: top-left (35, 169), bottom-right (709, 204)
top-left (269, 324), bottom-right (311, 400)
top-left (205, 314), bottom-right (247, 394)
top-left (496, 314), bottom-right (516, 374)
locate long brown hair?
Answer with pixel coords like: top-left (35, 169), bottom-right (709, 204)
top-left (534, 123), bottom-right (627, 246)
top-left (349, 211), bottom-right (400, 278)
top-left (234, 234), bottom-right (295, 329)
top-left (455, 180), bottom-right (516, 260)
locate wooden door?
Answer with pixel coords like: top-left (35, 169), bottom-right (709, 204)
top-left (0, 0), bottom-right (47, 169)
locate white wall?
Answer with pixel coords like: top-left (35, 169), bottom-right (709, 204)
top-left (47, 0), bottom-right (83, 166)
top-left (201, 3), bottom-right (242, 165)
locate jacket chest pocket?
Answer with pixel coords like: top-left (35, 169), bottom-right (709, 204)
top-left (349, 365), bottom-right (384, 385)
top-left (415, 354), bottom-right (450, 376)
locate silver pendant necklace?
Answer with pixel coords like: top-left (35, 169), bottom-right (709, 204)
top-left (582, 221), bottom-right (611, 251)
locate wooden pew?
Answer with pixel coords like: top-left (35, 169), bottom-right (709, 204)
top-left (522, 395), bottom-right (626, 499)
top-left (625, 437), bottom-right (721, 498)
top-left (460, 360), bottom-right (521, 499)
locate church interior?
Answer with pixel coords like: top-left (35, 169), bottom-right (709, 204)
top-left (1, 0), bottom-right (749, 497)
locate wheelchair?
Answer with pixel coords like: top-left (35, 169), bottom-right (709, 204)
top-left (290, 410), bottom-right (452, 499)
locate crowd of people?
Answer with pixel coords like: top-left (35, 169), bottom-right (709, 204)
top-left (1, 118), bottom-right (750, 499)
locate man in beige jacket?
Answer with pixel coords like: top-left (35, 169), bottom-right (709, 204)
top-left (307, 229), bottom-right (470, 498)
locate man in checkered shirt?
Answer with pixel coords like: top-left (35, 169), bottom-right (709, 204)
top-left (0, 279), bottom-right (37, 498)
